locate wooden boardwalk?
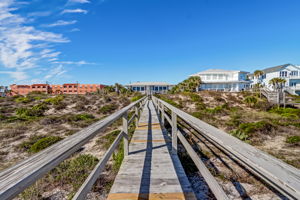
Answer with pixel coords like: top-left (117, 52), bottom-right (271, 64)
top-left (108, 100), bottom-right (196, 200)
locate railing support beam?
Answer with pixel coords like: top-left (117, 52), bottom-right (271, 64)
top-left (123, 111), bottom-right (129, 156)
top-left (171, 111), bottom-right (177, 154)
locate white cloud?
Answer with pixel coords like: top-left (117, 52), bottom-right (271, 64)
top-left (43, 20), bottom-right (77, 27)
top-left (28, 11), bottom-right (52, 17)
top-left (61, 9), bottom-right (88, 14)
top-left (0, 0), bottom-right (70, 82)
top-left (44, 65), bottom-right (67, 79)
top-left (68, 0), bottom-right (90, 3)
top-left (70, 28), bottom-right (80, 32)
top-left (0, 71), bottom-right (28, 81)
top-left (52, 60), bottom-right (95, 65)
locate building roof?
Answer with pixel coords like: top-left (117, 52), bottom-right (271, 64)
top-left (261, 63), bottom-right (295, 74)
top-left (126, 82), bottom-right (173, 86)
top-left (190, 69), bottom-right (249, 76)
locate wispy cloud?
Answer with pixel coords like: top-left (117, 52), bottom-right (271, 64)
top-left (70, 28), bottom-right (80, 32)
top-left (0, 0), bottom-right (70, 82)
top-left (52, 60), bottom-right (95, 65)
top-left (68, 0), bottom-right (90, 4)
top-left (43, 20), bottom-right (77, 27)
top-left (44, 65), bottom-right (67, 79)
top-left (61, 8), bottom-right (88, 14)
top-left (0, 71), bottom-right (28, 81)
top-left (28, 11), bottom-right (52, 17)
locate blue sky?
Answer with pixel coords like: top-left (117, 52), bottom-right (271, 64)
top-left (0, 0), bottom-right (300, 86)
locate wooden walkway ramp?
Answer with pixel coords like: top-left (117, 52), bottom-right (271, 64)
top-left (108, 100), bottom-right (196, 200)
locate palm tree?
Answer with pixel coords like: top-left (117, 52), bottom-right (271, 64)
top-left (253, 70), bottom-right (264, 79)
top-left (269, 78), bottom-right (286, 91)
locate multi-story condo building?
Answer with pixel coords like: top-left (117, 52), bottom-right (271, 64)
top-left (249, 64), bottom-right (300, 95)
top-left (125, 82), bottom-right (173, 94)
top-left (0, 86), bottom-right (8, 97)
top-left (9, 83), bottom-right (105, 96)
top-left (190, 69), bottom-right (250, 92)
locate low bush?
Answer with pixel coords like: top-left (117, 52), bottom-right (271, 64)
top-left (158, 95), bottom-right (183, 108)
top-left (49, 154), bottom-right (98, 195)
top-left (44, 95), bottom-right (64, 105)
top-left (98, 104), bottom-right (118, 114)
top-left (96, 130), bottom-right (120, 149)
top-left (16, 103), bottom-right (48, 118)
top-left (230, 129), bottom-right (250, 141)
top-left (29, 136), bottom-right (63, 153)
top-left (269, 107), bottom-right (300, 119)
top-left (286, 135), bottom-right (300, 144)
top-left (18, 135), bottom-right (45, 152)
top-left (244, 96), bottom-right (258, 107)
top-left (239, 120), bottom-right (274, 135)
top-left (131, 94), bottom-right (143, 102)
top-left (15, 96), bottom-right (33, 104)
top-left (68, 113), bottom-right (95, 121)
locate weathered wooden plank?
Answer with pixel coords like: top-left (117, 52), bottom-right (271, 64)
top-left (153, 96), bottom-right (300, 199)
top-left (0, 97), bottom-right (146, 200)
top-left (177, 130), bottom-right (229, 200)
top-left (108, 100), bottom-right (196, 199)
top-left (73, 131), bottom-right (124, 200)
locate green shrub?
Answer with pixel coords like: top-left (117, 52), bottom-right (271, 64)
top-left (226, 114), bottom-right (243, 128)
top-left (15, 96), bottom-right (33, 103)
top-left (18, 135), bottom-right (46, 151)
top-left (205, 104), bottom-right (229, 115)
top-left (29, 136), bottom-right (63, 153)
top-left (98, 104), bottom-right (118, 114)
top-left (159, 96), bottom-right (183, 108)
top-left (269, 107), bottom-right (300, 119)
top-left (286, 135), bottom-right (300, 144)
top-left (239, 121), bottom-right (274, 134)
top-left (16, 103), bottom-right (48, 118)
top-left (131, 94), bottom-right (143, 102)
top-left (96, 130), bottom-right (120, 149)
top-left (68, 113), bottom-right (95, 121)
top-left (230, 129), bottom-right (250, 141)
top-left (44, 95), bottom-right (64, 105)
top-left (112, 141), bottom-right (124, 172)
top-left (244, 96), bottom-right (258, 107)
top-left (50, 154), bottom-right (98, 196)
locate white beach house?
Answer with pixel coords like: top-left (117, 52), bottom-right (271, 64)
top-left (249, 64), bottom-right (300, 95)
top-left (191, 69), bottom-right (250, 92)
top-left (125, 82), bottom-right (173, 94)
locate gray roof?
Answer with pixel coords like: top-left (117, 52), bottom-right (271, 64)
top-left (190, 69), bottom-right (249, 76)
top-left (125, 82), bottom-right (173, 86)
top-left (261, 63), bottom-right (294, 74)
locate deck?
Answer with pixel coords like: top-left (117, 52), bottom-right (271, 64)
top-left (107, 100), bottom-right (196, 200)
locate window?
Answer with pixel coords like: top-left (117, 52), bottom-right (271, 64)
top-left (141, 87), bottom-right (145, 91)
top-left (280, 71), bottom-right (287, 77)
top-left (137, 87), bottom-right (140, 91)
top-left (133, 87), bottom-right (137, 91)
top-left (213, 74), bottom-right (218, 80)
top-left (163, 86), bottom-right (167, 90)
top-left (206, 75), bottom-right (211, 80)
top-left (218, 74), bottom-right (223, 80)
top-left (155, 87), bottom-right (158, 91)
top-left (291, 82), bottom-right (296, 87)
top-left (159, 86), bottom-right (162, 90)
top-left (291, 71), bottom-right (298, 76)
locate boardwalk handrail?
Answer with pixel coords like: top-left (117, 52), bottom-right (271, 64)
top-left (0, 96), bottom-right (147, 200)
top-left (152, 95), bottom-right (300, 199)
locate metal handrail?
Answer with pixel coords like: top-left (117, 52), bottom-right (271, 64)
top-left (0, 97), bottom-right (147, 200)
top-left (152, 95), bottom-right (300, 200)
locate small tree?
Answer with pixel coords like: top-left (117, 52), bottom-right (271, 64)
top-left (269, 78), bottom-right (286, 91)
top-left (170, 76), bottom-right (202, 93)
top-left (254, 70), bottom-right (264, 79)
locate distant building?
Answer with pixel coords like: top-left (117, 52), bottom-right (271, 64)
top-left (191, 69), bottom-right (250, 92)
top-left (0, 86), bottom-right (8, 97)
top-left (125, 82), bottom-right (173, 94)
top-left (9, 83), bottom-right (105, 96)
top-left (248, 64), bottom-right (300, 95)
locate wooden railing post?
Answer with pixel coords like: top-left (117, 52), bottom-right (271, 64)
top-left (171, 110), bottom-right (177, 154)
top-left (123, 111), bottom-right (128, 156)
top-left (161, 103), bottom-right (165, 127)
top-left (135, 105), bottom-right (138, 126)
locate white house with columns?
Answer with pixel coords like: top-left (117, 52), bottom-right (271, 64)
top-left (248, 64), bottom-right (300, 95)
top-left (190, 69), bottom-right (250, 92)
top-left (125, 82), bottom-right (173, 94)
